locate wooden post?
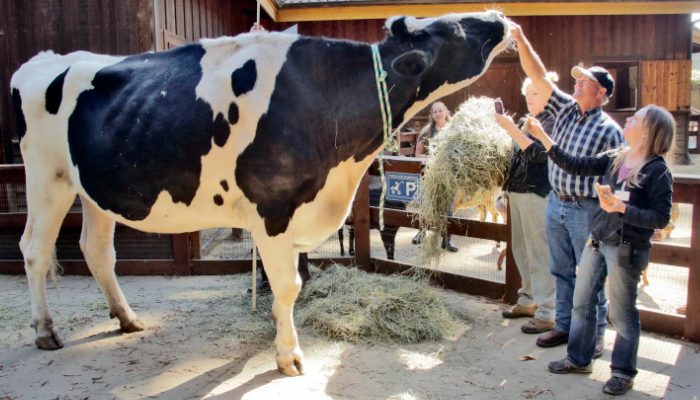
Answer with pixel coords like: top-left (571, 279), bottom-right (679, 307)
top-left (353, 172), bottom-right (371, 271)
top-left (685, 184), bottom-right (700, 341)
top-left (503, 200), bottom-right (520, 304)
top-left (171, 233), bottom-right (191, 275)
top-left (189, 231), bottom-right (201, 259)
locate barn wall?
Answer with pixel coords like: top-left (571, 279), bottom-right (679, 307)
top-left (1, 4), bottom-right (693, 161)
top-left (0, 0), bottom-right (153, 163)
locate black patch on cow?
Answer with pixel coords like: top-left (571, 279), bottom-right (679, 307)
top-left (231, 60), bottom-right (256, 96)
top-left (67, 44), bottom-right (229, 220)
top-left (414, 18), bottom-right (504, 102)
top-left (45, 68), bottom-right (70, 114)
top-left (220, 180), bottom-right (229, 192)
top-left (12, 88), bottom-right (27, 140)
top-left (213, 194), bottom-right (224, 206)
top-left (236, 38), bottom-right (384, 236)
top-left (227, 102), bottom-right (239, 125)
top-left (212, 112), bottom-right (230, 147)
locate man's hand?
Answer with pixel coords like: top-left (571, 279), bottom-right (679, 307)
top-left (510, 23), bottom-right (524, 43)
top-left (250, 22), bottom-right (266, 32)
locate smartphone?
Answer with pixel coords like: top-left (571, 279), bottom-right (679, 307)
top-left (494, 98), bottom-right (504, 115)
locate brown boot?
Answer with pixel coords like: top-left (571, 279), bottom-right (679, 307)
top-left (521, 318), bottom-right (554, 334)
top-left (502, 304), bottom-right (536, 319)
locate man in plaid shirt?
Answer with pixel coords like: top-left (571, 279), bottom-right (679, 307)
top-left (511, 25), bottom-right (623, 353)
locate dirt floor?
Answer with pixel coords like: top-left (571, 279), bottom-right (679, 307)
top-left (1, 273), bottom-right (699, 400)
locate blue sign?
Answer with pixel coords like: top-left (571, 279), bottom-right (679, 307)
top-left (385, 172), bottom-right (420, 202)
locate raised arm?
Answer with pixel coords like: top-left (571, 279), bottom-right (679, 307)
top-left (511, 25), bottom-right (554, 102)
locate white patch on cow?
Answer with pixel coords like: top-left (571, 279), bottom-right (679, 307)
top-left (196, 33), bottom-right (297, 133)
top-left (286, 149), bottom-right (381, 251)
top-left (386, 10), bottom-right (504, 34)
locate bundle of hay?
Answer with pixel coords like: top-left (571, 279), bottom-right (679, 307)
top-left (416, 97), bottom-right (513, 264)
top-left (296, 265), bottom-right (461, 344)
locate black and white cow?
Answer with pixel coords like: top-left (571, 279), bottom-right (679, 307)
top-left (11, 11), bottom-right (510, 375)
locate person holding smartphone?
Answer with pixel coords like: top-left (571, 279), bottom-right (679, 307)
top-left (528, 104), bottom-right (675, 396)
top-left (494, 74), bottom-right (558, 334)
top-left (510, 25), bottom-right (623, 356)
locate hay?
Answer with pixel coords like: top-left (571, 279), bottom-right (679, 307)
top-left (296, 265), bottom-right (460, 344)
top-left (237, 264), bottom-right (465, 344)
top-left (416, 97), bottom-right (513, 264)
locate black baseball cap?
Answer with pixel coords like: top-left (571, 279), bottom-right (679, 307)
top-left (571, 66), bottom-right (614, 97)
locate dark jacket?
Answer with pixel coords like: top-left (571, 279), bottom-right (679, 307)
top-left (548, 145), bottom-right (673, 249)
top-left (502, 112), bottom-right (554, 197)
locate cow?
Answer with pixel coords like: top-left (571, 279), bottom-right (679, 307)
top-left (11, 11), bottom-right (510, 376)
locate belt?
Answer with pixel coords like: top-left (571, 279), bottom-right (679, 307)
top-left (555, 193), bottom-right (593, 202)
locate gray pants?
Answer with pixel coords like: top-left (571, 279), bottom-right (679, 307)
top-left (509, 192), bottom-right (555, 322)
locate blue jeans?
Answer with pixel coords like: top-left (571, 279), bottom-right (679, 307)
top-left (546, 193), bottom-right (607, 335)
top-left (567, 241), bottom-right (648, 379)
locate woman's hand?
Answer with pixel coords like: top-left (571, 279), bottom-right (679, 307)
top-left (595, 183), bottom-right (627, 214)
top-left (526, 117), bottom-right (555, 150)
top-left (495, 114), bottom-right (516, 133)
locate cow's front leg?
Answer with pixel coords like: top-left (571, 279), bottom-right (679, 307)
top-left (255, 236), bottom-right (304, 376)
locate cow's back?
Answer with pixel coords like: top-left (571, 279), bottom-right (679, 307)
top-left (13, 36), bottom-right (301, 234)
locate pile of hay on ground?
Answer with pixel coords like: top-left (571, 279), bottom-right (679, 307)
top-left (296, 265), bottom-right (461, 344)
top-left (241, 265), bottom-right (465, 344)
top-left (416, 97), bottom-right (513, 264)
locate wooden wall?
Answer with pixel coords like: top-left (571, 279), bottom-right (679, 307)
top-left (0, 3), bottom-right (693, 161)
top-left (0, 0), bottom-right (153, 163)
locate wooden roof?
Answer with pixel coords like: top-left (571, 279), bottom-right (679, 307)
top-left (259, 0), bottom-right (700, 22)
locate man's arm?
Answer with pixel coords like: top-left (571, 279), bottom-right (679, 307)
top-left (512, 25), bottom-right (554, 100)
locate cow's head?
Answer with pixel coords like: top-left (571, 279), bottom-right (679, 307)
top-left (380, 11), bottom-right (511, 120)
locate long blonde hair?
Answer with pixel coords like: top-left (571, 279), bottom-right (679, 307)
top-left (423, 101), bottom-right (451, 138)
top-left (611, 104), bottom-right (675, 187)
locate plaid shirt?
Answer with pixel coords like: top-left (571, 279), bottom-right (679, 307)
top-left (544, 89), bottom-right (623, 198)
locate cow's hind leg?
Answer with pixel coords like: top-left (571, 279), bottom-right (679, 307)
top-left (79, 198), bottom-right (143, 333)
top-left (20, 176), bottom-right (76, 350)
top-left (255, 236), bottom-right (304, 376)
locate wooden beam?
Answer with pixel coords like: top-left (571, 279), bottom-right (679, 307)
top-left (273, 2), bottom-right (700, 22)
top-left (259, 0), bottom-right (277, 21)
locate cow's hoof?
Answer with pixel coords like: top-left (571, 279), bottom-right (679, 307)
top-left (35, 330), bottom-right (64, 350)
top-left (120, 319), bottom-right (145, 333)
top-left (277, 348), bottom-right (305, 376)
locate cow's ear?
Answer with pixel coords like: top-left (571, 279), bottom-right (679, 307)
top-left (426, 20), bottom-right (464, 40)
top-left (387, 16), bottom-right (411, 39)
top-left (391, 50), bottom-right (430, 78)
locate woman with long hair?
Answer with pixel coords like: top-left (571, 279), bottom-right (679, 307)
top-left (413, 101), bottom-right (458, 252)
top-left (528, 104), bottom-right (675, 395)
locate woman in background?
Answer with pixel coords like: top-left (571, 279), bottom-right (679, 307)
top-left (413, 102), bottom-right (458, 252)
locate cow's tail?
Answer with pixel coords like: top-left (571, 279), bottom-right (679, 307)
top-left (48, 248), bottom-right (62, 300)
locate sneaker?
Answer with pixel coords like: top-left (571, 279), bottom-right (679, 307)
top-left (548, 358), bottom-right (592, 374)
top-left (603, 376), bottom-right (634, 395)
top-left (502, 304), bottom-right (537, 319)
top-left (593, 336), bottom-right (604, 359)
top-left (521, 318), bottom-right (554, 334)
top-left (536, 329), bottom-right (569, 347)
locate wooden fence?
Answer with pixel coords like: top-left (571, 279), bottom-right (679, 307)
top-left (0, 160), bottom-right (698, 343)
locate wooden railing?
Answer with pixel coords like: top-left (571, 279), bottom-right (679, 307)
top-left (355, 156), bottom-right (700, 342)
top-left (0, 161), bottom-right (698, 343)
